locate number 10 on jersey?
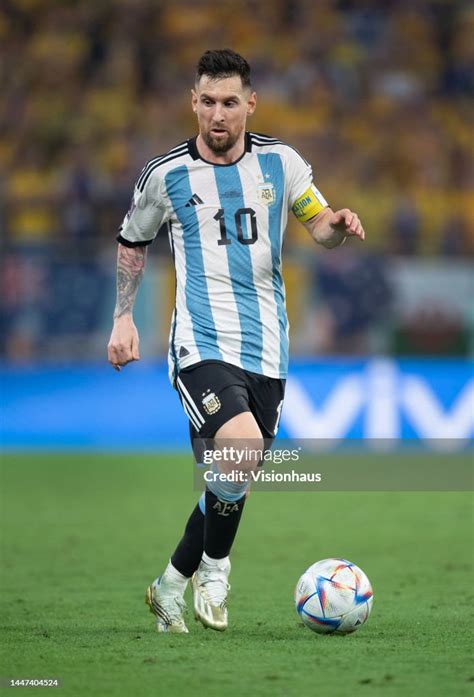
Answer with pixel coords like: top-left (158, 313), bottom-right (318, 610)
top-left (214, 208), bottom-right (258, 246)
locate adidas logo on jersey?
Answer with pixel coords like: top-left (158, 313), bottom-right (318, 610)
top-left (185, 193), bottom-right (204, 207)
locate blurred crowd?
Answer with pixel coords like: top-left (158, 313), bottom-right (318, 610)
top-left (0, 0), bottom-right (473, 359)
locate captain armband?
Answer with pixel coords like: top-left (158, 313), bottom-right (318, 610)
top-left (291, 185), bottom-right (328, 222)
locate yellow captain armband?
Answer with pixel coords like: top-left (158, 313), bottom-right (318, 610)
top-left (292, 185), bottom-right (328, 222)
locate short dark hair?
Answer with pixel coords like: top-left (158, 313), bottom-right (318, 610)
top-left (195, 49), bottom-right (251, 89)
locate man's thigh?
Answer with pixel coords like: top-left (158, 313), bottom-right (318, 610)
top-left (176, 360), bottom-right (285, 463)
top-left (245, 371), bottom-right (286, 440)
top-left (176, 361), bottom-right (250, 439)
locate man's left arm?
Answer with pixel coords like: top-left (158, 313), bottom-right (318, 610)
top-left (303, 207), bottom-right (365, 249)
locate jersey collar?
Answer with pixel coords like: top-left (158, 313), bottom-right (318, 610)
top-left (188, 132), bottom-right (252, 166)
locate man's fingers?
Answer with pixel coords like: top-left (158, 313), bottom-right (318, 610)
top-left (107, 322), bottom-right (140, 370)
top-left (342, 212), bottom-right (365, 241)
top-left (348, 223), bottom-right (365, 240)
top-left (330, 209), bottom-right (365, 242)
top-left (108, 342), bottom-right (135, 370)
top-left (345, 213), bottom-right (357, 231)
top-left (332, 209), bottom-right (358, 229)
top-left (131, 335), bottom-right (140, 361)
top-left (108, 347), bottom-right (124, 371)
top-left (331, 211), bottom-right (345, 225)
top-left (107, 345), bottom-right (119, 365)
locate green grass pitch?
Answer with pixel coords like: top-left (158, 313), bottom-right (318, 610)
top-left (1, 453), bottom-right (472, 697)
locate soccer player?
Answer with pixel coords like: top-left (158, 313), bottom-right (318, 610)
top-left (107, 49), bottom-right (365, 633)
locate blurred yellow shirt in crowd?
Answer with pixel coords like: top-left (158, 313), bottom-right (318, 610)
top-left (6, 168), bottom-right (59, 243)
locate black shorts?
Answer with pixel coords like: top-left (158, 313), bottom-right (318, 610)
top-left (175, 360), bottom-right (285, 457)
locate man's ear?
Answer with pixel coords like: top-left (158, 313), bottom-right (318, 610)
top-left (247, 91), bottom-right (257, 115)
top-left (191, 89), bottom-right (198, 113)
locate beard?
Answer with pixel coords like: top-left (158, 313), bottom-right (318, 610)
top-left (202, 127), bottom-right (240, 154)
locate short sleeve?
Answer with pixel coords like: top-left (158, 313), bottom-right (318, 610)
top-left (285, 147), bottom-right (329, 222)
top-left (117, 167), bottom-right (169, 247)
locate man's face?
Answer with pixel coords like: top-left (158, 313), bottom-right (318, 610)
top-left (192, 75), bottom-right (256, 154)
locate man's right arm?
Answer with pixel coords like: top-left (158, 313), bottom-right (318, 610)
top-left (108, 158), bottom-right (168, 369)
top-left (107, 243), bottom-right (147, 371)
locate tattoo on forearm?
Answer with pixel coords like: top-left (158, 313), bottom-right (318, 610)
top-left (113, 245), bottom-right (147, 319)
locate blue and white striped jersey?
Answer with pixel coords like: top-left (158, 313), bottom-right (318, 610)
top-left (118, 132), bottom-right (328, 383)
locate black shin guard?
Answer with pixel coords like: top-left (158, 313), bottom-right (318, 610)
top-left (170, 503), bottom-right (205, 578)
top-left (203, 490), bottom-right (246, 559)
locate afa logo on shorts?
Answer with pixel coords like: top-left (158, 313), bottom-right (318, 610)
top-left (202, 390), bottom-right (221, 415)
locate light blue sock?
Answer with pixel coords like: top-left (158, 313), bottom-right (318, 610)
top-left (205, 462), bottom-right (249, 502)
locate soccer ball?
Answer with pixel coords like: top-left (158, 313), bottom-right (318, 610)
top-left (295, 558), bottom-right (373, 635)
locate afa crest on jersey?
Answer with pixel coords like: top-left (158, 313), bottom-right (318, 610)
top-left (257, 182), bottom-right (276, 206)
top-left (202, 392), bottom-right (221, 415)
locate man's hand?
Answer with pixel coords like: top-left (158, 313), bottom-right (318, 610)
top-left (304, 207), bottom-right (365, 248)
top-left (329, 208), bottom-right (365, 241)
top-left (108, 243), bottom-right (147, 370)
top-left (107, 314), bottom-right (140, 371)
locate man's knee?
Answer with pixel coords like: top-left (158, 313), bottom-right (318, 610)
top-left (214, 411), bottom-right (263, 474)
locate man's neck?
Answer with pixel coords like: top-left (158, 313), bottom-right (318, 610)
top-left (196, 133), bottom-right (246, 165)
